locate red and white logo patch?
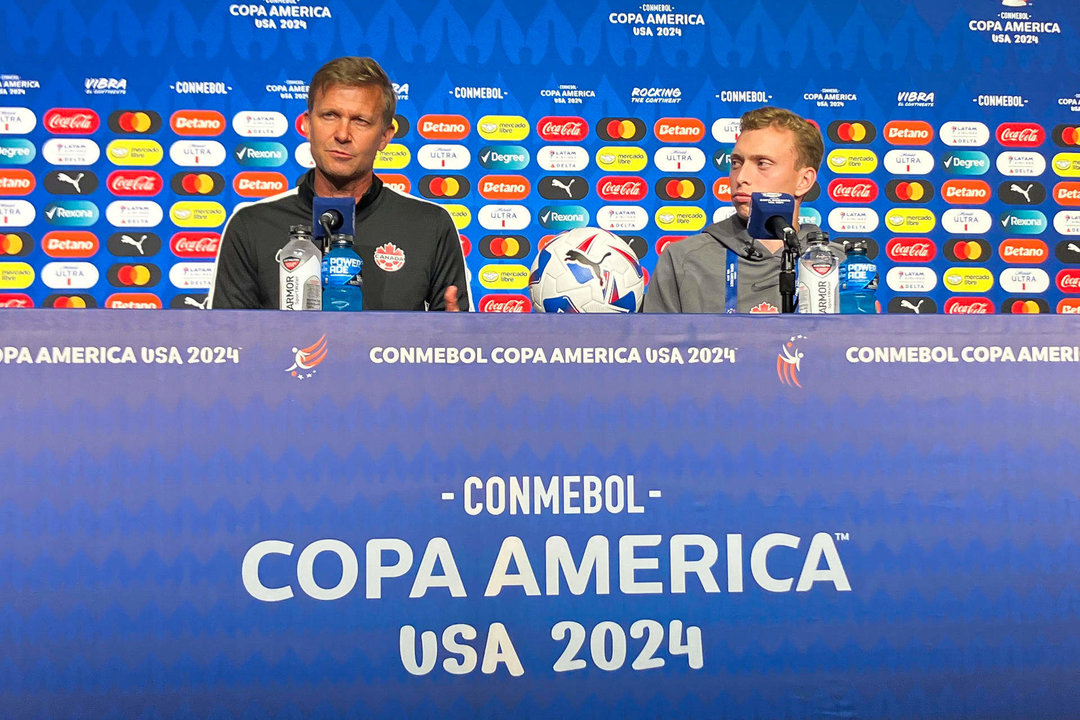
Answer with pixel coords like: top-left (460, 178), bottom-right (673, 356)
top-left (374, 242), bottom-right (405, 272)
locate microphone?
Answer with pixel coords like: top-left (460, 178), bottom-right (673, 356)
top-left (748, 192), bottom-right (798, 251)
top-left (312, 196), bottom-right (356, 251)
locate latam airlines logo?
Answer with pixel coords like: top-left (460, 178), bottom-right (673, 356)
top-left (598, 206), bottom-right (649, 232)
top-left (171, 110), bottom-right (225, 136)
top-left (232, 111), bottom-right (288, 137)
top-left (537, 117), bottom-right (588, 142)
top-left (44, 108), bottom-right (100, 134)
top-left (536, 146), bottom-right (589, 172)
top-left (105, 200), bottom-right (164, 228)
top-left (998, 151), bottom-right (1047, 177)
top-left (418, 114), bottom-right (470, 141)
top-left (44, 200), bottom-right (98, 227)
top-left (827, 207), bottom-right (879, 233)
top-left (44, 139), bottom-right (99, 166)
top-left (939, 121), bottom-right (989, 147)
top-left (108, 110), bottom-right (162, 134)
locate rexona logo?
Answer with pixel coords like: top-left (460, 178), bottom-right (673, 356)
top-left (883, 120), bottom-right (933, 145)
top-left (595, 147), bottom-right (648, 172)
top-left (655, 206), bottom-right (706, 232)
top-left (42, 231), bottom-right (98, 258)
top-left (106, 139), bottom-right (163, 167)
top-left (478, 264), bottom-right (530, 290)
top-left (0, 262), bottom-right (34, 289)
top-left (944, 238), bottom-right (991, 262)
top-left (884, 208), bottom-right (935, 233)
top-left (942, 209), bottom-right (992, 234)
top-left (169, 140), bottom-right (226, 167)
top-left (234, 141), bottom-right (287, 167)
top-left (1053, 210), bottom-right (1080, 236)
top-left (653, 147), bottom-right (706, 173)
top-left (477, 175), bottom-right (528, 201)
top-left (886, 237), bottom-right (936, 262)
top-left (0, 169), bottom-right (35, 195)
top-left (44, 200), bottom-right (98, 227)
top-left (108, 110), bottom-right (163, 134)
top-left (537, 116), bottom-right (588, 142)
top-left (480, 235), bottom-right (531, 260)
top-left (477, 115), bottom-right (530, 141)
top-left (828, 179), bottom-right (878, 203)
top-left (232, 111), bottom-right (288, 138)
top-left (1051, 124), bottom-right (1080, 147)
top-left (105, 293), bottom-right (162, 309)
top-left (478, 204), bottom-right (530, 231)
top-left (170, 201), bottom-right (226, 228)
top-left (0, 232), bottom-right (32, 257)
top-left (999, 180), bottom-right (1046, 205)
top-left (941, 179), bottom-right (990, 204)
top-left (996, 122), bottom-right (1044, 147)
top-left (654, 118), bottom-right (705, 143)
top-left (826, 121), bottom-right (876, 144)
top-left (999, 238), bottom-right (1048, 263)
top-left (997, 151), bottom-right (1047, 177)
top-left (885, 179), bottom-right (934, 203)
top-left (655, 177), bottom-right (704, 202)
top-left (171, 232), bottom-right (221, 258)
top-left (478, 145), bottom-right (529, 171)
top-left (538, 204), bottom-right (589, 231)
top-left (107, 263), bottom-right (161, 288)
top-left (171, 110), bottom-right (225, 136)
top-left (826, 149), bottom-right (877, 174)
top-left (44, 108), bottom-right (100, 134)
top-left (536, 146), bottom-right (589, 172)
top-left (107, 231), bottom-right (162, 257)
top-left (999, 268), bottom-right (1049, 294)
top-left (108, 170), bottom-right (162, 197)
top-left (596, 117), bottom-right (646, 142)
top-left (1058, 269), bottom-right (1080, 293)
top-left (884, 149), bottom-right (933, 175)
top-left (942, 151), bottom-right (989, 175)
top-left (597, 176), bottom-right (648, 202)
top-left (999, 210), bottom-right (1047, 235)
top-left (420, 175), bottom-right (471, 200)
top-left (0, 139), bottom-right (35, 166)
top-left (375, 143), bottom-right (413, 170)
top-left (944, 297), bottom-right (994, 314)
top-left (478, 294), bottom-right (531, 312)
top-left (538, 175), bottom-right (588, 201)
top-left (713, 145), bottom-right (733, 171)
top-left (418, 114), bottom-right (470, 141)
top-left (942, 267), bottom-right (994, 294)
top-left (43, 139), bottom-right (99, 166)
top-left (0, 107), bottom-right (37, 134)
top-left (1051, 152), bottom-right (1080, 178)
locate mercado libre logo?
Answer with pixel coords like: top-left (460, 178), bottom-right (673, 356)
top-left (286, 334), bottom-right (327, 380)
top-left (777, 335), bottom-right (807, 388)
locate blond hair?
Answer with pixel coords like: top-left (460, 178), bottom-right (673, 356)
top-left (307, 56), bottom-right (396, 127)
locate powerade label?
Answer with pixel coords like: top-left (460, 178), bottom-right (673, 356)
top-left (841, 261), bottom-right (878, 291)
top-left (322, 253), bottom-right (363, 287)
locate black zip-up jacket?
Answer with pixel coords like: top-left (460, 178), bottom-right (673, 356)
top-left (209, 170), bottom-right (471, 310)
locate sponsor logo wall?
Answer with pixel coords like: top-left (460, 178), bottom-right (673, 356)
top-left (0, 0), bottom-right (1077, 312)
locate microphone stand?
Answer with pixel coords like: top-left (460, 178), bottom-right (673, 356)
top-left (779, 227), bottom-right (799, 314)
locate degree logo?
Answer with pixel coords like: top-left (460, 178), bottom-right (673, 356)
top-left (477, 145), bottom-right (530, 171)
top-left (376, 143), bottom-right (413, 170)
top-left (537, 117), bottom-right (588, 143)
top-left (0, 169), bottom-right (36, 195)
top-left (999, 268), bottom-right (1049, 294)
top-left (776, 334), bottom-right (807, 388)
top-left (107, 263), bottom-right (160, 288)
top-left (107, 231), bottom-right (162, 257)
top-left (1003, 297), bottom-right (1049, 314)
top-left (595, 147), bottom-right (648, 172)
top-left (231, 171), bottom-right (285, 198)
top-left (0, 232), bottom-right (32, 257)
top-left (996, 122), bottom-right (1044, 147)
top-left (44, 200), bottom-right (98, 227)
top-left (286, 334), bottom-right (327, 380)
top-left (170, 201), bottom-right (226, 228)
top-left (106, 139), bottom-right (163, 167)
top-left (941, 179), bottom-right (990, 204)
top-left (1052, 124), bottom-right (1080, 147)
top-left (420, 174), bottom-right (471, 200)
top-left (169, 140), bottom-right (227, 168)
top-left (999, 238), bottom-right (1048, 263)
top-left (653, 118), bottom-right (705, 143)
top-left (44, 108), bottom-right (100, 135)
top-left (418, 114), bottom-right (470, 141)
top-left (171, 110), bottom-right (225, 136)
top-left (944, 238), bottom-right (991, 262)
top-left (882, 120), bottom-right (933, 145)
top-left (477, 175), bottom-right (529, 201)
top-left (941, 150), bottom-right (990, 175)
top-left (596, 117), bottom-right (646, 142)
top-left (825, 149), bottom-right (877, 174)
top-left (234, 141), bottom-right (287, 167)
top-left (654, 206), bottom-right (706, 232)
top-left (480, 235), bottom-right (531, 260)
top-left (1051, 152), bottom-right (1080, 178)
top-left (44, 293), bottom-right (97, 308)
top-left (0, 139), bottom-right (36, 166)
top-left (108, 110), bottom-right (163, 134)
top-left (42, 231), bottom-right (98, 258)
top-left (998, 180), bottom-right (1046, 205)
top-left (477, 115), bottom-right (529, 142)
top-left (108, 170), bottom-right (162, 197)
top-left (655, 177), bottom-right (704, 201)
top-left (942, 267), bottom-right (994, 293)
top-left (826, 121), bottom-right (876, 144)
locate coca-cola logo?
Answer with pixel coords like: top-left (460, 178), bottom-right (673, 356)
top-left (170, 232), bottom-right (221, 258)
top-left (537, 116), bottom-right (588, 142)
top-left (107, 171), bottom-right (162, 196)
top-left (828, 178), bottom-right (878, 203)
top-left (996, 122), bottom-right (1045, 148)
top-left (944, 297), bottom-right (994, 314)
top-left (0, 293), bottom-right (33, 308)
top-left (885, 237), bottom-right (936, 262)
top-left (598, 176), bottom-right (647, 202)
top-left (43, 108), bottom-right (100, 134)
top-left (1057, 269), bottom-right (1080, 292)
top-left (479, 294), bottom-right (531, 312)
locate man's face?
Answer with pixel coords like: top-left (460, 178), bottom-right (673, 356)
top-left (302, 84), bottom-right (394, 190)
top-left (729, 125), bottom-right (816, 220)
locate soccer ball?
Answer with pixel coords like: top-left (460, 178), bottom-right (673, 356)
top-left (529, 227), bottom-right (645, 313)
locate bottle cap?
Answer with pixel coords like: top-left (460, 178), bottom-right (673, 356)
top-left (330, 233), bottom-right (354, 247)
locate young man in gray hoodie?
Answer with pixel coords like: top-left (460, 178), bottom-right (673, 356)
top-left (644, 106), bottom-right (837, 314)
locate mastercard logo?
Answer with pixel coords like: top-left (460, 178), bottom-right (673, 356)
top-left (0, 232), bottom-right (32, 257)
top-left (1052, 124), bottom-right (1080, 147)
top-left (391, 115), bottom-right (410, 139)
top-left (105, 292), bottom-right (162, 309)
top-left (655, 177), bottom-right (705, 201)
top-left (480, 234), bottom-right (531, 260)
top-left (596, 117), bottom-right (646, 142)
top-left (170, 110), bottom-right (225, 137)
top-left (999, 238), bottom-right (1049, 263)
top-left (1004, 298), bottom-right (1047, 314)
top-left (107, 263), bottom-right (160, 287)
top-left (826, 120), bottom-right (876, 144)
top-left (420, 175), bottom-right (470, 200)
top-left (885, 179), bottom-right (935, 203)
top-left (111, 110), bottom-right (164, 135)
top-left (46, 294), bottom-right (95, 308)
top-left (944, 238), bottom-right (991, 262)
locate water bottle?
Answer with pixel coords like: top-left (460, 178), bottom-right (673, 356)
top-left (797, 230), bottom-right (840, 314)
top-left (276, 224), bottom-right (322, 310)
top-left (839, 239), bottom-right (878, 314)
top-left (321, 233), bottom-right (363, 311)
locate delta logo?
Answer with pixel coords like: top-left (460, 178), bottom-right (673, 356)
top-left (598, 176), bottom-right (648, 202)
top-left (107, 263), bottom-right (160, 288)
top-left (713, 177), bottom-right (731, 202)
top-left (108, 110), bottom-right (163, 134)
top-left (419, 174), bottom-right (471, 200)
top-left (654, 118), bottom-right (705, 143)
top-left (826, 121), bottom-right (876, 144)
top-left (1051, 125), bottom-right (1080, 147)
top-left (828, 178), bottom-right (878, 203)
top-left (596, 117), bottom-right (647, 142)
top-left (998, 152), bottom-right (1048, 177)
top-left (480, 235), bottom-right (531, 260)
top-left (171, 110), bottom-right (226, 136)
top-left (380, 174), bottom-right (411, 194)
top-left (0, 169), bottom-right (35, 195)
top-left (231, 171), bottom-right (286, 198)
top-left (0, 232), bottom-right (33, 258)
top-left (478, 294), bottom-right (531, 312)
top-left (537, 117), bottom-right (588, 142)
top-left (418, 114), bottom-right (470, 141)
top-left (944, 297), bottom-right (994, 314)
top-left (105, 293), bottom-right (162, 309)
top-left (171, 232), bottom-right (221, 259)
top-left (44, 108), bottom-right (100, 134)
top-left (997, 122), bottom-right (1044, 147)
top-left (477, 175), bottom-right (529, 201)
top-left (999, 238), bottom-right (1049, 264)
top-left (941, 179), bottom-right (990, 204)
top-left (108, 170), bottom-right (163, 197)
top-left (944, 238), bottom-right (992, 262)
top-left (886, 237), bottom-right (936, 263)
top-left (655, 177), bottom-right (704, 202)
top-left (883, 120), bottom-right (933, 145)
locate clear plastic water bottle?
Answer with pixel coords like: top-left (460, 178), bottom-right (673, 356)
top-left (276, 224), bottom-right (322, 310)
top-left (797, 230), bottom-right (840, 314)
top-left (321, 233), bottom-right (363, 311)
top-left (839, 239), bottom-right (878, 314)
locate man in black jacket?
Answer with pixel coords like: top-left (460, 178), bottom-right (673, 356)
top-left (210, 57), bottom-right (470, 311)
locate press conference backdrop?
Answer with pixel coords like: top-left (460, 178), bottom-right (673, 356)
top-left (0, 0), bottom-right (1079, 312)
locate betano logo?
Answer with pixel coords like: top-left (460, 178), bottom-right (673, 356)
top-left (826, 149), bottom-right (877, 174)
top-left (42, 231), bottom-right (98, 258)
top-left (286, 334), bottom-right (327, 380)
top-left (595, 147), bottom-right (648, 172)
top-left (105, 293), bottom-right (161, 309)
top-left (170, 201), bottom-right (226, 228)
top-left (418, 114), bottom-right (470, 141)
top-left (106, 139), bottom-right (163, 166)
top-left (477, 175), bottom-right (529, 201)
top-left (0, 169), bottom-right (34, 194)
top-left (653, 118), bottom-right (705, 143)
top-left (380, 174), bottom-right (411, 194)
top-left (1053, 182), bottom-right (1080, 206)
top-left (941, 179), bottom-right (990, 204)
top-left (171, 110), bottom-right (226, 136)
top-left (477, 115), bottom-right (529, 141)
top-left (777, 334), bottom-right (807, 388)
top-left (713, 177), bottom-right (732, 202)
top-left (999, 238), bottom-right (1048, 263)
top-left (882, 120), bottom-right (933, 145)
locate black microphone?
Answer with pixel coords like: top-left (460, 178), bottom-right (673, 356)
top-left (318, 208), bottom-right (344, 238)
top-left (748, 192), bottom-right (798, 251)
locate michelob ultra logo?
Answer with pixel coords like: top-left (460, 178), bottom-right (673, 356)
top-left (595, 146), bottom-right (648, 172)
top-left (941, 179), bottom-right (990, 204)
top-left (998, 268), bottom-right (1049, 294)
top-left (170, 110), bottom-right (226, 136)
top-left (478, 263), bottom-right (530, 290)
top-left (883, 120), bottom-right (933, 145)
top-left (711, 118), bottom-right (740, 143)
top-left (478, 204), bottom-right (530, 231)
top-left (999, 210), bottom-right (1047, 235)
top-left (942, 267), bottom-right (995, 293)
top-left (478, 145), bottom-right (529, 171)
top-left (884, 149), bottom-right (933, 175)
top-left (941, 151), bottom-right (989, 175)
top-left (655, 206), bottom-right (706, 232)
top-left (0, 139), bottom-right (35, 165)
top-left (1052, 153), bottom-right (1080, 177)
top-left (106, 139), bottom-right (163, 166)
top-left (441, 204), bottom-right (471, 230)
top-left (234, 141), bottom-right (287, 167)
top-left (538, 204), bottom-right (589, 231)
top-left (942, 209), bottom-right (992, 234)
top-left (998, 238), bottom-right (1048, 263)
top-left (653, 118), bottom-right (705, 143)
top-left (375, 143), bottom-right (412, 170)
top-left (418, 114), bottom-right (470, 141)
top-left (653, 147), bottom-right (706, 173)
top-left (417, 144), bottom-right (467, 171)
top-left (477, 115), bottom-right (530, 141)
top-left (0, 262), bottom-right (35, 289)
top-left (44, 200), bottom-right (98, 227)
top-left (825, 149), bottom-right (877, 173)
top-left (170, 201), bottom-right (227, 228)
top-left (0, 199), bottom-right (35, 227)
top-left (0, 107), bottom-right (36, 134)
top-left (41, 261), bottom-right (99, 290)
top-left (169, 140), bottom-right (227, 168)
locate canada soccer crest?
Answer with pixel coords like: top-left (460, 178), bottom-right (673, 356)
top-left (374, 242), bottom-right (405, 272)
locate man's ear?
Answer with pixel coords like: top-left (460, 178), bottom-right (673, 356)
top-left (795, 166), bottom-right (817, 198)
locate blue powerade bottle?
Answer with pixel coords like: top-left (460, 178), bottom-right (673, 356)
top-left (839, 239), bottom-right (878, 314)
top-left (321, 233), bottom-right (363, 311)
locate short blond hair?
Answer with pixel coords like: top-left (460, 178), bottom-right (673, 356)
top-left (740, 106), bottom-right (823, 171)
top-left (307, 56), bottom-right (396, 127)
